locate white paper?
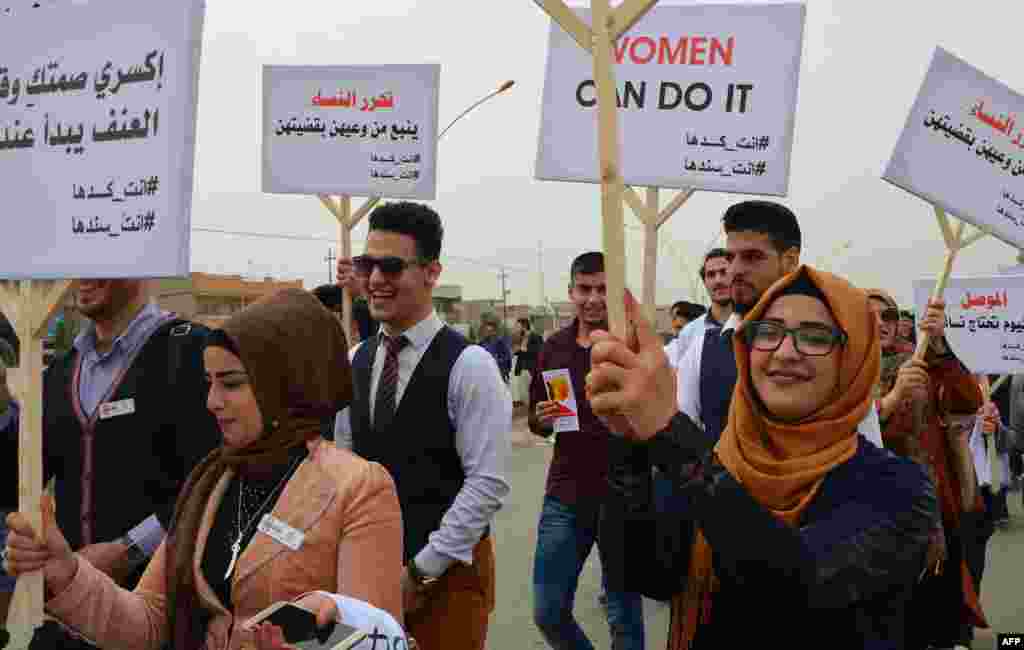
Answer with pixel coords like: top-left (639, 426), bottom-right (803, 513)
top-left (262, 64), bottom-right (439, 200)
top-left (0, 0), bottom-right (204, 279)
top-left (535, 3), bottom-right (805, 195)
top-left (884, 47), bottom-right (1024, 249)
top-left (912, 274), bottom-right (1024, 374)
top-left (542, 368), bottom-right (580, 433)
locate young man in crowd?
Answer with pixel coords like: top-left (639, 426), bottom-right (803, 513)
top-left (662, 301), bottom-right (705, 361)
top-left (677, 202), bottom-right (884, 444)
top-left (512, 317), bottom-right (543, 409)
top-left (478, 315), bottom-right (512, 384)
top-left (335, 202), bottom-right (511, 650)
top-left (668, 248), bottom-right (734, 367)
top-left (530, 251), bottom-right (645, 650)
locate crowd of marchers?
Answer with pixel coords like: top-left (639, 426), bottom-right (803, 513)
top-left (1, 200), bottom-right (1021, 650)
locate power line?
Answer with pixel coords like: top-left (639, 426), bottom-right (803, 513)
top-left (191, 226), bottom-right (531, 272)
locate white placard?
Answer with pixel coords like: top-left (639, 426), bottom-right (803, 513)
top-left (913, 274), bottom-right (1024, 374)
top-left (542, 368), bottom-right (580, 433)
top-left (885, 47), bottom-right (1024, 249)
top-left (262, 65), bottom-right (439, 200)
top-left (0, 0), bottom-right (204, 279)
top-left (535, 3), bottom-right (805, 195)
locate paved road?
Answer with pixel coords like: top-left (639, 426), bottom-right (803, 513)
top-left (5, 417), bottom-right (1022, 648)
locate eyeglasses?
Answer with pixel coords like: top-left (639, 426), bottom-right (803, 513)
top-left (880, 308), bottom-right (900, 323)
top-left (744, 321), bottom-right (848, 357)
top-left (352, 255), bottom-right (427, 277)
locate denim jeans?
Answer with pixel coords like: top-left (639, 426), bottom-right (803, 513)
top-left (533, 495), bottom-right (645, 650)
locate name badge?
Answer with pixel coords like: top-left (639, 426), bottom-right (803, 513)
top-left (99, 398), bottom-right (135, 420)
top-left (258, 514), bottom-right (304, 551)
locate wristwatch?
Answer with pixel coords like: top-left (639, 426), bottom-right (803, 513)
top-left (406, 559), bottom-right (439, 590)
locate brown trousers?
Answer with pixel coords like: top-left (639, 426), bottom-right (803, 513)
top-left (406, 535), bottom-right (495, 650)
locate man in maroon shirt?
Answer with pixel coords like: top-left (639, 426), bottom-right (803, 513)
top-left (529, 252), bottom-right (645, 650)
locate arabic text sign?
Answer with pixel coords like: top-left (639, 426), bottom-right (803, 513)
top-left (885, 47), bottom-right (1024, 249)
top-left (262, 65), bottom-right (440, 200)
top-left (535, 3), bottom-right (805, 195)
top-left (0, 0), bottom-right (204, 279)
top-left (912, 275), bottom-right (1024, 374)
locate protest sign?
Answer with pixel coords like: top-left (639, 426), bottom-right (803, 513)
top-left (0, 0), bottom-right (206, 630)
top-left (885, 47), bottom-right (1024, 250)
top-left (0, 0), bottom-right (204, 279)
top-left (543, 368), bottom-right (581, 433)
top-left (913, 274), bottom-right (1024, 374)
top-left (262, 64), bottom-right (440, 200)
top-left (536, 3), bottom-right (806, 195)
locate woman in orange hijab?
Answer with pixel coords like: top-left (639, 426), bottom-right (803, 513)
top-left (587, 267), bottom-right (938, 649)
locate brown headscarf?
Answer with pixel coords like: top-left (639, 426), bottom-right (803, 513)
top-left (671, 266), bottom-right (880, 649)
top-left (164, 288), bottom-right (353, 650)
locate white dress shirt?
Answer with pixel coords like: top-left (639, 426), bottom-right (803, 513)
top-left (335, 312), bottom-right (511, 577)
top-left (676, 313), bottom-right (885, 447)
top-left (666, 313), bottom-right (722, 369)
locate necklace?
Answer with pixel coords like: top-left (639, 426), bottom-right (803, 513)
top-left (224, 456), bottom-right (301, 580)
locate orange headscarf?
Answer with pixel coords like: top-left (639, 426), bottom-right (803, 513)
top-left (670, 266), bottom-right (881, 649)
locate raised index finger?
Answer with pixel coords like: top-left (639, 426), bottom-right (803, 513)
top-left (591, 338), bottom-right (640, 371)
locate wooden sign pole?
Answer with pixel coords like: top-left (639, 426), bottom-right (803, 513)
top-left (535, 0), bottom-right (659, 337)
top-left (319, 194), bottom-right (380, 343)
top-left (622, 185), bottom-right (695, 323)
top-left (914, 206), bottom-right (988, 359)
top-left (0, 279), bottom-right (73, 630)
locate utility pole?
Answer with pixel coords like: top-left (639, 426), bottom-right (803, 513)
top-left (537, 240), bottom-right (545, 308)
top-left (498, 267), bottom-right (510, 329)
top-left (324, 247), bottom-right (336, 284)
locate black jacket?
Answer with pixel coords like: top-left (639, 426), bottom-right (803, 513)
top-left (603, 413), bottom-right (936, 649)
top-left (43, 319), bottom-right (219, 550)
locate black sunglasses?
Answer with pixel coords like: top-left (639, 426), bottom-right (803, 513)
top-left (352, 255), bottom-right (427, 277)
top-left (744, 321), bottom-right (848, 357)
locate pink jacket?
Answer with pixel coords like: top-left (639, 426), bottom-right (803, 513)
top-left (46, 439), bottom-right (404, 650)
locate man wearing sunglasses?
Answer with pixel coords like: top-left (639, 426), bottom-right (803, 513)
top-left (334, 201), bottom-right (510, 650)
top-left (674, 201), bottom-right (884, 447)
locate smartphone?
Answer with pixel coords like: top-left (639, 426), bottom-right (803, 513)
top-left (243, 602), bottom-right (368, 648)
top-left (243, 602), bottom-right (319, 644)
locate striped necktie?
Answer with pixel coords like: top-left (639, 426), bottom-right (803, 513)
top-left (374, 334), bottom-right (409, 431)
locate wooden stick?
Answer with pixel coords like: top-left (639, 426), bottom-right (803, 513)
top-left (8, 279), bottom-right (72, 630)
top-left (991, 374), bottom-right (1009, 394)
top-left (337, 196), bottom-right (354, 344)
top-left (961, 225), bottom-right (989, 248)
top-left (914, 215), bottom-right (964, 361)
top-left (642, 187), bottom-right (659, 324)
top-left (533, 0), bottom-right (594, 52)
top-left (610, 0), bottom-right (659, 39)
top-left (658, 188), bottom-right (694, 227)
top-left (592, 0), bottom-right (627, 338)
top-left (319, 194), bottom-right (340, 219)
top-left (350, 196), bottom-right (381, 230)
top-left (935, 205), bottom-right (955, 250)
top-left (623, 185), bottom-right (654, 226)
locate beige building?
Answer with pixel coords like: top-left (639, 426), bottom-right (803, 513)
top-left (155, 273), bottom-right (304, 328)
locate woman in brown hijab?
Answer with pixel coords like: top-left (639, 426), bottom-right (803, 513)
top-left (4, 289), bottom-right (404, 650)
top-left (868, 286), bottom-right (988, 648)
top-left (586, 267), bottom-right (938, 648)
